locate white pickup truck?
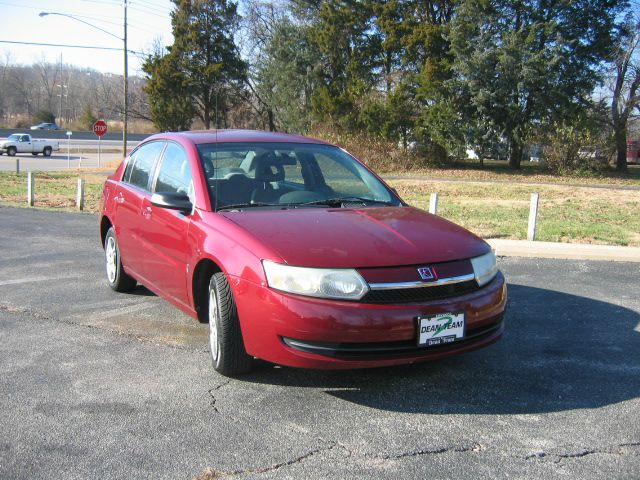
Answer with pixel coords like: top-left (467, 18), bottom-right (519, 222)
top-left (0, 133), bottom-right (60, 157)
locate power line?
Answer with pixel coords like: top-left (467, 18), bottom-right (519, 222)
top-left (0, 1), bottom-right (160, 33)
top-left (0, 40), bottom-right (142, 55)
top-left (129, 4), bottom-right (169, 19)
top-left (133, 0), bottom-right (173, 13)
top-left (77, 0), bottom-right (122, 5)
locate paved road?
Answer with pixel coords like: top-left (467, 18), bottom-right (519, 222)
top-left (0, 207), bottom-right (638, 479)
top-left (0, 128), bottom-right (150, 142)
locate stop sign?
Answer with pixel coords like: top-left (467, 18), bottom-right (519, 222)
top-left (93, 120), bottom-right (108, 137)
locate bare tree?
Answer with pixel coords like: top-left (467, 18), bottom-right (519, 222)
top-left (34, 56), bottom-right (59, 115)
top-left (611, 11), bottom-right (640, 171)
top-left (240, 0), bottom-right (288, 131)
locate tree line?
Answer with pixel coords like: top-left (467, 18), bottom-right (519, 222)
top-left (0, 55), bottom-right (150, 132)
top-left (144, 0), bottom-right (639, 172)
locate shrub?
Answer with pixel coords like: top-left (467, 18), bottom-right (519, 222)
top-left (79, 106), bottom-right (97, 131)
top-left (308, 124), bottom-right (437, 172)
top-left (33, 110), bottom-right (56, 124)
top-left (542, 123), bottom-right (613, 175)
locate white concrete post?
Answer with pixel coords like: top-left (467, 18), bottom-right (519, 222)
top-left (76, 178), bottom-right (85, 211)
top-left (27, 171), bottom-right (34, 207)
top-left (66, 131), bottom-right (72, 168)
top-left (429, 192), bottom-right (439, 215)
top-left (15, 158), bottom-right (19, 174)
top-left (527, 192), bottom-right (539, 241)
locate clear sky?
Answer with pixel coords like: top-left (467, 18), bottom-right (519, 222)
top-left (0, 0), bottom-right (175, 76)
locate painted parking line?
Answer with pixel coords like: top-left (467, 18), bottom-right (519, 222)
top-left (66, 298), bottom-right (157, 313)
top-left (68, 301), bottom-right (158, 321)
top-left (0, 274), bottom-right (83, 287)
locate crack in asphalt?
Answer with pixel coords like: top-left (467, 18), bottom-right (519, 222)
top-left (195, 441), bottom-right (338, 479)
top-left (194, 437), bottom-right (489, 479)
top-left (369, 442), bottom-right (485, 460)
top-left (525, 442), bottom-right (640, 462)
top-left (207, 381), bottom-right (231, 413)
top-left (195, 440), bottom-right (640, 477)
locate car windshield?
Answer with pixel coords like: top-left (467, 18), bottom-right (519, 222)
top-left (7, 134), bottom-right (20, 141)
top-left (197, 142), bottom-right (401, 211)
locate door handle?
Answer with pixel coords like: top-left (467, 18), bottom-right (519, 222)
top-left (142, 205), bottom-right (152, 219)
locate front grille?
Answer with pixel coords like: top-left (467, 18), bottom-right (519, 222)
top-left (282, 316), bottom-right (504, 359)
top-left (361, 280), bottom-right (480, 304)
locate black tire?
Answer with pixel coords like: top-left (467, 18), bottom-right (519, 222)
top-left (43, 147), bottom-right (52, 157)
top-left (104, 227), bottom-right (136, 292)
top-left (7, 147), bottom-right (16, 156)
top-left (32, 152), bottom-right (38, 156)
top-left (207, 272), bottom-right (253, 376)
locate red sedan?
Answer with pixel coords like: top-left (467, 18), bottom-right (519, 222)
top-left (99, 130), bottom-right (506, 376)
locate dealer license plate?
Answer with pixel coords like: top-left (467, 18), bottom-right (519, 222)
top-left (417, 312), bottom-right (465, 346)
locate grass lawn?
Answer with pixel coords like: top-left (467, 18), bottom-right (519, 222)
top-left (0, 171), bottom-right (105, 213)
top-left (391, 180), bottom-right (640, 246)
top-left (382, 159), bottom-right (640, 187)
top-left (1, 164), bottom-right (639, 246)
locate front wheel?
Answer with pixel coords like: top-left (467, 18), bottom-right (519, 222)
top-left (43, 147), bottom-right (52, 157)
top-left (7, 147), bottom-right (16, 156)
top-left (208, 272), bottom-right (253, 376)
top-left (104, 227), bottom-right (136, 292)
top-left (32, 152), bottom-right (38, 156)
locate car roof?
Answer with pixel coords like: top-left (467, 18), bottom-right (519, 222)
top-left (146, 129), bottom-right (332, 146)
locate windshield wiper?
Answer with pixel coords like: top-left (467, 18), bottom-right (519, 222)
top-left (217, 201), bottom-right (280, 211)
top-left (297, 197), bottom-right (396, 207)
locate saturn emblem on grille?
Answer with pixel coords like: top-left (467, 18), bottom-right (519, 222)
top-left (417, 267), bottom-right (436, 280)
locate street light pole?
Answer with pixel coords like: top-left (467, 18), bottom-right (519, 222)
top-left (39, 9), bottom-right (129, 157)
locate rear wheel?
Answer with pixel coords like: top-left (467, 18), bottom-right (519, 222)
top-left (7, 147), bottom-right (16, 156)
top-left (43, 147), bottom-right (52, 157)
top-left (104, 227), bottom-right (136, 292)
top-left (208, 272), bottom-right (253, 376)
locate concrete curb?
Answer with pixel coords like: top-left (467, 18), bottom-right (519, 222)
top-left (488, 239), bottom-right (640, 263)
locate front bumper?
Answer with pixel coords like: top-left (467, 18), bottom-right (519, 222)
top-left (231, 271), bottom-right (507, 369)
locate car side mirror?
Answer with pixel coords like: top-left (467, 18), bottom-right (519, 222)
top-left (151, 192), bottom-right (193, 214)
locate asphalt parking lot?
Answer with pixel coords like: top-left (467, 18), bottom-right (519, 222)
top-left (0, 206), bottom-right (638, 479)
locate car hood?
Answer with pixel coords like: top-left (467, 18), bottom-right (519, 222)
top-left (221, 206), bottom-right (490, 268)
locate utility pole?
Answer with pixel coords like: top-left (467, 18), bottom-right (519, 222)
top-left (123, 0), bottom-right (128, 157)
top-left (57, 53), bottom-right (66, 127)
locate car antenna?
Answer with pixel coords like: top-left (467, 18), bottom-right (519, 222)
top-left (214, 88), bottom-right (219, 211)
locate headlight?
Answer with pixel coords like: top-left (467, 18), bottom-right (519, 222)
top-left (470, 250), bottom-right (498, 287)
top-left (262, 261), bottom-right (369, 300)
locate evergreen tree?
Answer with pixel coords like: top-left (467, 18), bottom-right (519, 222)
top-left (143, 52), bottom-right (195, 131)
top-left (309, 0), bottom-right (382, 128)
top-left (79, 105), bottom-right (97, 131)
top-left (144, 0), bottom-right (246, 130)
top-left (450, 0), bottom-right (626, 169)
top-left (256, 18), bottom-right (317, 132)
